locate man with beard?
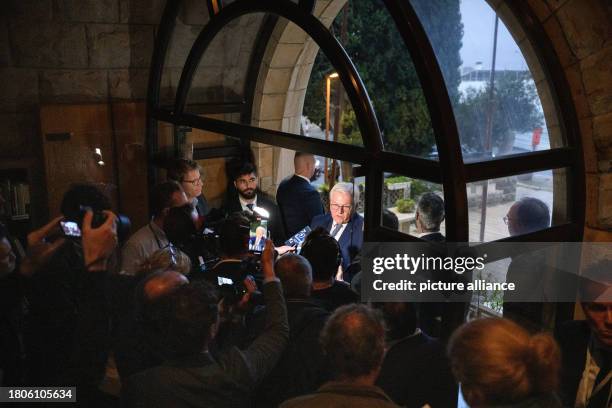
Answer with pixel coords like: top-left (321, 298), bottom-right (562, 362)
top-left (223, 162), bottom-right (286, 245)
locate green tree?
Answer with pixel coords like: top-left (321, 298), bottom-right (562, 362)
top-left (303, 0), bottom-right (463, 157)
top-left (454, 73), bottom-right (543, 155)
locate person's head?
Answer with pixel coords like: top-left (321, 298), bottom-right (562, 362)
top-left (374, 302), bottom-right (418, 341)
top-left (150, 181), bottom-right (188, 220)
top-left (294, 152), bottom-right (316, 179)
top-left (329, 182), bottom-right (355, 225)
top-left (167, 159), bottom-right (203, 201)
top-left (382, 209), bottom-right (399, 231)
top-left (300, 227), bottom-right (341, 282)
top-left (143, 280), bottom-right (219, 359)
top-left (164, 204), bottom-right (198, 248)
top-left (275, 254), bottom-right (313, 298)
top-left (141, 269), bottom-right (190, 304)
top-left (233, 162), bottom-right (258, 201)
top-left (255, 226), bottom-right (266, 239)
top-left (137, 245), bottom-right (192, 277)
top-left (415, 192), bottom-right (444, 233)
top-left (448, 318), bottom-right (560, 407)
top-left (218, 212), bottom-right (251, 259)
top-left (60, 183), bottom-right (111, 223)
top-left (579, 260), bottom-right (612, 347)
top-left (505, 197), bottom-right (550, 236)
top-left (321, 304), bottom-right (386, 382)
top-left (0, 224), bottom-right (16, 278)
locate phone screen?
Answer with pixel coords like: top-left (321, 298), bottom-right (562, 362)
top-left (217, 276), bottom-right (233, 286)
top-left (249, 219), bottom-right (268, 252)
top-left (60, 220), bottom-right (81, 237)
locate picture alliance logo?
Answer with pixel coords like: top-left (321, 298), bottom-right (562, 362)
top-left (372, 253), bottom-right (488, 275)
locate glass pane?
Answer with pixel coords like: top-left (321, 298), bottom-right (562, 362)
top-left (184, 13), bottom-right (265, 109)
top-left (381, 175), bottom-right (444, 237)
top-left (467, 168), bottom-right (568, 242)
top-left (410, 0), bottom-right (563, 162)
top-left (314, 1), bottom-right (436, 158)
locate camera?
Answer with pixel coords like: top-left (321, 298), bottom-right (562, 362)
top-left (61, 205), bottom-right (131, 242)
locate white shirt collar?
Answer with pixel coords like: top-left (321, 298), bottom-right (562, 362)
top-left (239, 194), bottom-right (257, 212)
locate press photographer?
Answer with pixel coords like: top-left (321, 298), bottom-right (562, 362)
top-left (19, 183), bottom-right (120, 403)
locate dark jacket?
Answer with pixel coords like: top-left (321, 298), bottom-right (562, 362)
top-left (421, 232), bottom-right (445, 242)
top-left (222, 191), bottom-right (286, 245)
top-left (195, 195), bottom-right (209, 217)
top-left (555, 320), bottom-right (594, 407)
top-left (376, 331), bottom-right (457, 408)
top-left (311, 280), bottom-right (360, 312)
top-left (277, 175), bottom-right (324, 238)
top-left (310, 212), bottom-right (364, 273)
top-left (255, 299), bottom-right (331, 407)
top-left (122, 280), bottom-right (289, 408)
top-left (280, 382), bottom-right (399, 408)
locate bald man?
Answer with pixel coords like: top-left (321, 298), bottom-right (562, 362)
top-left (277, 152), bottom-right (324, 237)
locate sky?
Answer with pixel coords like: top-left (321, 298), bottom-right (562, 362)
top-left (458, 0), bottom-right (528, 71)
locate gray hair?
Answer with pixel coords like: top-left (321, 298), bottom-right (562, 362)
top-left (275, 254), bottom-right (313, 298)
top-left (330, 182), bottom-right (358, 205)
top-left (416, 192), bottom-right (444, 231)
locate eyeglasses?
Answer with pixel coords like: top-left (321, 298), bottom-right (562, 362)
top-left (330, 203), bottom-right (352, 212)
top-left (503, 216), bottom-right (513, 225)
top-left (182, 177), bottom-right (203, 186)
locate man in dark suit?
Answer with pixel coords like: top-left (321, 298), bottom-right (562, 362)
top-left (556, 260), bottom-right (611, 408)
top-left (310, 182), bottom-right (363, 276)
top-left (414, 192), bottom-right (445, 242)
top-left (223, 162), bottom-right (286, 245)
top-left (277, 152), bottom-right (324, 238)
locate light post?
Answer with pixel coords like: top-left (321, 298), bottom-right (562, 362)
top-left (324, 72), bottom-right (339, 185)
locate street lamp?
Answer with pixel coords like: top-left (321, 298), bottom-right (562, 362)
top-left (324, 72), bottom-right (339, 184)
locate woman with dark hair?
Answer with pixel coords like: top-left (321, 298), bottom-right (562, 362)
top-left (448, 318), bottom-right (562, 407)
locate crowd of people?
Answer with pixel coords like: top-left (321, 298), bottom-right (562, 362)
top-left (0, 153), bottom-right (609, 408)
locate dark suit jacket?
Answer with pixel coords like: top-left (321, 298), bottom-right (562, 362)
top-left (421, 232), bottom-right (445, 242)
top-left (122, 281), bottom-right (289, 408)
top-left (555, 320), bottom-right (592, 407)
top-left (376, 331), bottom-right (457, 408)
top-left (310, 212), bottom-right (363, 273)
top-left (277, 175), bottom-right (324, 238)
top-left (222, 191), bottom-right (286, 245)
top-left (195, 195), bottom-right (209, 217)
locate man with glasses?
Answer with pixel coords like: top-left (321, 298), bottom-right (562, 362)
top-left (223, 162), bottom-right (286, 245)
top-left (167, 159), bottom-right (209, 218)
top-left (310, 182), bottom-right (363, 277)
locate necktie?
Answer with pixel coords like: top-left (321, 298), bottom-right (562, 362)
top-left (246, 203), bottom-right (254, 212)
top-left (330, 223), bottom-right (342, 238)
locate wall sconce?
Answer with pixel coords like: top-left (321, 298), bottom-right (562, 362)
top-left (94, 147), bottom-right (105, 166)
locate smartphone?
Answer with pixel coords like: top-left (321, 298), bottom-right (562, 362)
top-left (249, 219), bottom-right (268, 253)
top-left (59, 220), bottom-right (81, 238)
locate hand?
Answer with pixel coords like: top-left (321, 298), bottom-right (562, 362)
top-left (335, 265), bottom-right (344, 282)
top-left (274, 245), bottom-right (295, 255)
top-left (236, 275), bottom-right (257, 311)
top-left (20, 216), bottom-right (66, 277)
top-left (82, 210), bottom-right (117, 272)
top-left (261, 239), bottom-right (275, 280)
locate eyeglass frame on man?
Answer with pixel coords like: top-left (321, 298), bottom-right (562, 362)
top-left (330, 203), bottom-right (352, 213)
top-left (181, 177), bottom-right (203, 186)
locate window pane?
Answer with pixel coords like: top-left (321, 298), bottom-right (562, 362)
top-left (381, 175), bottom-right (444, 236)
top-left (410, 0), bottom-right (563, 162)
top-left (313, 0), bottom-right (437, 158)
top-left (467, 168), bottom-right (568, 242)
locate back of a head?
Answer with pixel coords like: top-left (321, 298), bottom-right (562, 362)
top-left (375, 302), bottom-right (417, 340)
top-left (150, 181), bottom-right (183, 218)
top-left (143, 280), bottom-right (219, 359)
top-left (60, 183), bottom-right (111, 221)
top-left (137, 246), bottom-right (192, 277)
top-left (164, 204), bottom-right (197, 248)
top-left (300, 227), bottom-right (340, 282)
top-left (166, 158), bottom-right (200, 182)
top-left (218, 212), bottom-right (250, 258)
top-left (294, 152), bottom-right (313, 173)
top-left (321, 304), bottom-right (386, 381)
top-left (448, 318), bottom-right (560, 406)
top-left (416, 192), bottom-right (444, 232)
top-left (516, 197), bottom-right (550, 234)
top-left (382, 209), bottom-right (399, 231)
top-left (275, 254), bottom-right (313, 298)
